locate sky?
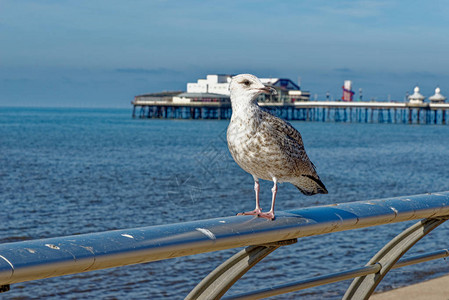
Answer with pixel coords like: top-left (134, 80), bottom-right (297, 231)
top-left (1, 0), bottom-right (449, 108)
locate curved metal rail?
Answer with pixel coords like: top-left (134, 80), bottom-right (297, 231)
top-left (186, 239), bottom-right (297, 300)
top-left (343, 217), bottom-right (448, 299)
top-left (0, 191), bottom-right (449, 298)
top-left (222, 219), bottom-right (448, 299)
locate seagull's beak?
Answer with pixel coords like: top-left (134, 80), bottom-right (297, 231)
top-left (259, 86), bottom-right (277, 95)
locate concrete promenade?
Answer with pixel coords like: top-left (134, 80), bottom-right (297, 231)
top-left (372, 274), bottom-right (449, 299)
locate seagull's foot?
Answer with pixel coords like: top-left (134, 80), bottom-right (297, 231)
top-left (237, 208), bottom-right (262, 216)
top-left (257, 211), bottom-right (275, 220)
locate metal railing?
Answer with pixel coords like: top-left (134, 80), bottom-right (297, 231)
top-left (1, 191), bottom-right (449, 299)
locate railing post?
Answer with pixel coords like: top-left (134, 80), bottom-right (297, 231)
top-left (343, 217), bottom-right (449, 299)
top-left (186, 239), bottom-right (297, 300)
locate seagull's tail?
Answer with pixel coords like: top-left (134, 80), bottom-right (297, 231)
top-left (294, 174), bottom-right (328, 196)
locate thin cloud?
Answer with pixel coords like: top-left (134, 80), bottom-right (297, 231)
top-left (334, 68), bottom-right (353, 73)
top-left (115, 68), bottom-right (181, 75)
top-left (318, 0), bottom-right (392, 18)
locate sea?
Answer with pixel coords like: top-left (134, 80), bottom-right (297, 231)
top-left (1, 107), bottom-right (449, 299)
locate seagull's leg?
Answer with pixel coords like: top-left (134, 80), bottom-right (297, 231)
top-left (258, 178), bottom-right (277, 220)
top-left (237, 176), bottom-right (262, 216)
top-left (253, 178), bottom-right (262, 213)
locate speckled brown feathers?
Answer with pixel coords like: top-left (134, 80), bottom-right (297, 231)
top-left (228, 107), bottom-right (327, 196)
top-left (227, 74), bottom-right (327, 219)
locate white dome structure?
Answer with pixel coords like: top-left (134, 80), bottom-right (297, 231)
top-left (408, 86), bottom-right (425, 104)
top-left (429, 87), bottom-right (446, 103)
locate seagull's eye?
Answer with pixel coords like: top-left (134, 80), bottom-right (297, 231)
top-left (242, 80), bottom-right (251, 86)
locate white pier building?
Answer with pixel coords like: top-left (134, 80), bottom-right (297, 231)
top-left (179, 74), bottom-right (310, 103)
top-left (408, 86), bottom-right (426, 104)
top-left (429, 87), bottom-right (446, 104)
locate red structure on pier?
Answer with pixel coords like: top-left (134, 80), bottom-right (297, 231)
top-left (342, 80), bottom-right (355, 102)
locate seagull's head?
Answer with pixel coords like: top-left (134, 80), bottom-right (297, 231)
top-left (229, 74), bottom-right (277, 103)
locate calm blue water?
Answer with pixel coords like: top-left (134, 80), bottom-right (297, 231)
top-left (1, 107), bottom-right (449, 299)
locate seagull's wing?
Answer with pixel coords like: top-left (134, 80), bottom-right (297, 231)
top-left (259, 109), bottom-right (328, 195)
top-left (259, 109), bottom-right (308, 160)
top-left (270, 115), bottom-right (305, 151)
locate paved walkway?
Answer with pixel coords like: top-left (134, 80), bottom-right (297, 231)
top-left (371, 275), bottom-right (449, 300)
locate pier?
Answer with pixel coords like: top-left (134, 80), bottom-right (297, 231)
top-left (132, 100), bottom-right (449, 125)
top-left (1, 191), bottom-right (449, 299)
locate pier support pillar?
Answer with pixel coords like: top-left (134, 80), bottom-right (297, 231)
top-left (132, 106), bottom-right (136, 118)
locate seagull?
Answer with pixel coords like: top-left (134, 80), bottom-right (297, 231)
top-left (227, 74), bottom-right (328, 220)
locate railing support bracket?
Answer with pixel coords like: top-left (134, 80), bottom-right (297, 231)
top-left (186, 238), bottom-right (297, 300)
top-left (343, 217), bottom-right (449, 299)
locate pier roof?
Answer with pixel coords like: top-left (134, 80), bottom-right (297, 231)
top-left (260, 78), bottom-right (300, 90)
top-left (408, 86), bottom-right (425, 103)
top-left (135, 91), bottom-right (183, 98)
top-left (176, 92), bottom-right (230, 99)
top-left (429, 87), bottom-right (446, 103)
